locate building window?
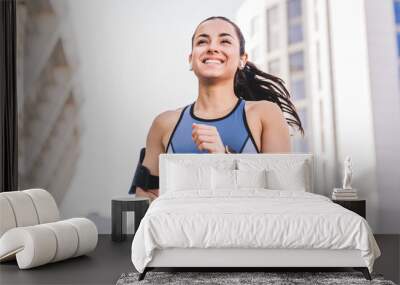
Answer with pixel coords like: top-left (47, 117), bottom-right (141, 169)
top-left (397, 33), bottom-right (400, 56)
top-left (293, 137), bottom-right (308, 153)
top-left (287, 0), bottom-right (303, 45)
top-left (289, 50), bottom-right (305, 100)
top-left (298, 107), bottom-right (307, 130)
top-left (289, 50), bottom-right (304, 72)
top-left (287, 0), bottom-right (302, 20)
top-left (288, 23), bottom-right (303, 44)
top-left (266, 5), bottom-right (279, 52)
top-left (290, 78), bottom-right (305, 100)
top-left (394, 0), bottom-right (400, 24)
top-left (292, 107), bottom-right (308, 152)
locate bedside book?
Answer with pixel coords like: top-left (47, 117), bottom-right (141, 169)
top-left (332, 196), bottom-right (358, 200)
top-left (332, 188), bottom-right (358, 200)
top-left (333, 188), bottom-right (357, 193)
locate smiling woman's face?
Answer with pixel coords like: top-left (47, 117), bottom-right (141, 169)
top-left (190, 19), bottom-right (245, 82)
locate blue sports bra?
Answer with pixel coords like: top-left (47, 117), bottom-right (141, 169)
top-left (166, 97), bottom-right (260, 153)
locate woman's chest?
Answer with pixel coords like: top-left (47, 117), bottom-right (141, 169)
top-left (162, 102), bottom-right (263, 152)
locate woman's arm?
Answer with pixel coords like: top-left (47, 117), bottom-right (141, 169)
top-left (135, 114), bottom-right (166, 201)
top-left (259, 101), bottom-right (291, 153)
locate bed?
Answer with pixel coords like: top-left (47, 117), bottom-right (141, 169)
top-left (130, 153), bottom-right (381, 281)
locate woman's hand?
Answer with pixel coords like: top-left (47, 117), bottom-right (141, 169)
top-left (191, 123), bottom-right (225, 153)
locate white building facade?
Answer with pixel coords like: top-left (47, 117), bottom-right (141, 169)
top-left (236, 0), bottom-right (400, 233)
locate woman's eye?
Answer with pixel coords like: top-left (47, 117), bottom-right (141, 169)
top-left (197, 40), bottom-right (230, 45)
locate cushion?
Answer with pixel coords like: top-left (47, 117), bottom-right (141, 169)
top-left (236, 169), bottom-right (268, 189)
top-left (237, 159), bottom-right (310, 191)
top-left (0, 189), bottom-right (60, 237)
top-left (0, 191), bottom-right (39, 227)
top-left (0, 218), bottom-right (97, 269)
top-left (211, 168), bottom-right (268, 190)
top-left (266, 162), bottom-right (308, 191)
top-left (166, 162), bottom-right (212, 191)
top-left (0, 189), bottom-right (98, 270)
top-left (211, 168), bottom-right (237, 190)
top-left (0, 196), bottom-right (16, 237)
top-left (23, 189), bottom-right (60, 224)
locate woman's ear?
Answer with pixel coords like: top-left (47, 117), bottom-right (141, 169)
top-left (240, 53), bottom-right (248, 66)
top-left (239, 53), bottom-right (248, 70)
top-left (188, 54), bottom-right (193, 70)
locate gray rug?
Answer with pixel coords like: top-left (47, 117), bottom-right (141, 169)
top-left (116, 271), bottom-right (396, 285)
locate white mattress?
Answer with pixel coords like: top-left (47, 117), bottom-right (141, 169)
top-left (131, 189), bottom-right (381, 273)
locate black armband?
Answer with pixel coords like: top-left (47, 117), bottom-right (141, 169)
top-left (128, 148), bottom-right (159, 194)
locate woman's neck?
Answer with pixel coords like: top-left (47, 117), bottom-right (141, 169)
top-left (195, 79), bottom-right (238, 115)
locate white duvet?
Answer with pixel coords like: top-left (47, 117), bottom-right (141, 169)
top-left (131, 190), bottom-right (381, 273)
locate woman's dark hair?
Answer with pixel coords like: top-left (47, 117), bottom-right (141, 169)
top-left (191, 16), bottom-right (304, 136)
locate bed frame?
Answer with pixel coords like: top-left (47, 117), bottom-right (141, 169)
top-left (139, 248), bottom-right (371, 280)
top-left (137, 154), bottom-right (372, 281)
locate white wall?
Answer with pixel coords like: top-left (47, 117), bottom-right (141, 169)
top-left (328, 0), bottom-right (400, 233)
top-left (364, 0), bottom-right (400, 234)
top-left (328, 0), bottom-right (380, 230)
top-left (56, 0), bottom-right (244, 233)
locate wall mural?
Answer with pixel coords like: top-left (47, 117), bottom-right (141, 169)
top-left (16, 0), bottom-right (83, 205)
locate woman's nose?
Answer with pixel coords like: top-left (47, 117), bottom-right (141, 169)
top-left (207, 48), bottom-right (220, 55)
top-left (207, 41), bottom-right (220, 53)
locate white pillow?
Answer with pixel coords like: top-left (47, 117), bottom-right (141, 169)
top-left (211, 168), bottom-right (268, 190)
top-left (167, 162), bottom-right (211, 191)
top-left (211, 168), bottom-right (237, 190)
top-left (211, 159), bottom-right (237, 170)
top-left (237, 159), bottom-right (310, 191)
top-left (236, 169), bottom-right (268, 189)
top-left (266, 162), bottom-right (308, 191)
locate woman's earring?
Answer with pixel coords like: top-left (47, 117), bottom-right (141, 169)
top-left (239, 60), bottom-right (244, 70)
top-left (189, 63), bottom-right (193, 71)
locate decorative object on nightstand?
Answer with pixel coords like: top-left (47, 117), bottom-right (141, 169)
top-left (332, 199), bottom-right (366, 219)
top-left (342, 156), bottom-right (353, 190)
top-left (111, 196), bottom-right (150, 242)
top-left (332, 155), bottom-right (358, 200)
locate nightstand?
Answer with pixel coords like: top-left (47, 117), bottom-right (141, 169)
top-left (111, 196), bottom-right (150, 242)
top-left (332, 199), bottom-right (366, 219)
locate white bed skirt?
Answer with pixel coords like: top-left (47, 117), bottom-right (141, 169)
top-left (147, 248), bottom-right (366, 268)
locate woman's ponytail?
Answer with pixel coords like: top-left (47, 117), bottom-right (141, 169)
top-left (235, 61), bottom-right (304, 136)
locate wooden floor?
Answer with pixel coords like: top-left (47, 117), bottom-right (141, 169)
top-left (0, 234), bottom-right (398, 285)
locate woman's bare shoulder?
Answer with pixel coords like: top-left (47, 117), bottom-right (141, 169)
top-left (153, 107), bottom-right (184, 129)
top-left (245, 100), bottom-right (284, 122)
top-left (152, 107), bottom-right (186, 149)
top-left (245, 100), bottom-right (278, 110)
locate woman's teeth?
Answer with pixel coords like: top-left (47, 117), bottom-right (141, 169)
top-left (204, 60), bottom-right (223, 65)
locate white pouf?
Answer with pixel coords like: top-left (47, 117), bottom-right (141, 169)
top-left (0, 189), bottom-right (98, 269)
